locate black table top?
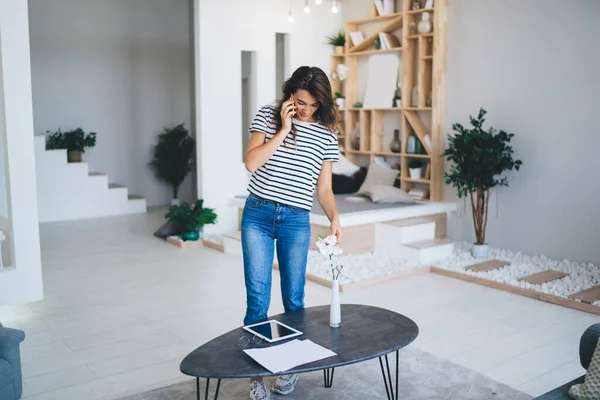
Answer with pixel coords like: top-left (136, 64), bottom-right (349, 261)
top-left (180, 304), bottom-right (419, 379)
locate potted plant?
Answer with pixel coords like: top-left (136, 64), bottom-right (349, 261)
top-left (334, 92), bottom-right (345, 109)
top-left (327, 30), bottom-right (345, 54)
top-left (408, 160), bottom-right (423, 179)
top-left (45, 128), bottom-right (97, 163)
top-left (149, 124), bottom-right (195, 205)
top-left (165, 200), bottom-right (217, 241)
top-left (443, 108), bottom-right (522, 259)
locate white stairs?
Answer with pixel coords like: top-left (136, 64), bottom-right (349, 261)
top-left (34, 136), bottom-right (147, 223)
top-left (375, 218), bottom-right (454, 264)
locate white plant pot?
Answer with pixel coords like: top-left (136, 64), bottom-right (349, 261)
top-left (171, 198), bottom-right (181, 206)
top-left (330, 280), bottom-right (341, 328)
top-left (471, 244), bottom-right (489, 259)
top-left (335, 98), bottom-right (345, 109)
top-left (409, 168), bottom-right (422, 179)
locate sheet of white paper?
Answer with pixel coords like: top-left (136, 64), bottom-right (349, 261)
top-left (243, 339), bottom-right (337, 373)
top-left (363, 54), bottom-right (401, 109)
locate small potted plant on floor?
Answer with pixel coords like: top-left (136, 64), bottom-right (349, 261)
top-left (45, 128), bottom-right (97, 162)
top-left (327, 30), bottom-right (346, 54)
top-left (165, 199), bottom-right (217, 242)
top-left (443, 108), bottom-right (522, 259)
top-left (149, 124), bottom-right (195, 205)
top-left (408, 160), bottom-right (424, 179)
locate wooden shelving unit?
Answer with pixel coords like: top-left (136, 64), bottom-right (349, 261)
top-left (330, 0), bottom-right (447, 201)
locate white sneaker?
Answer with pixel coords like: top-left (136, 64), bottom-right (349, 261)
top-left (249, 380), bottom-right (272, 400)
top-left (272, 374), bottom-right (299, 395)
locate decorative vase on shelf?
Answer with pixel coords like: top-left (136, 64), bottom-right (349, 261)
top-left (409, 167), bottom-right (423, 179)
top-left (390, 129), bottom-right (401, 153)
top-left (418, 12), bottom-right (433, 34)
top-left (330, 280), bottom-right (341, 328)
top-left (351, 122), bottom-right (360, 150)
top-left (335, 98), bottom-right (345, 109)
top-left (406, 134), bottom-right (417, 154)
top-left (334, 46), bottom-right (344, 55)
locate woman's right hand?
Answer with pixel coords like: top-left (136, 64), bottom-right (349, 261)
top-left (280, 97), bottom-right (296, 133)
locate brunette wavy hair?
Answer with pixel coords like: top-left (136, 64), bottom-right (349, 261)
top-left (273, 66), bottom-right (338, 139)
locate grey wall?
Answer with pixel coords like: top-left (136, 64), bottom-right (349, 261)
top-left (445, 0), bottom-right (600, 263)
top-left (28, 0), bottom-right (194, 207)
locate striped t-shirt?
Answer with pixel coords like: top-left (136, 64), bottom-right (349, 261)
top-left (247, 105), bottom-right (339, 210)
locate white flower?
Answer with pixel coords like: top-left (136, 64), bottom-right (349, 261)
top-left (315, 235), bottom-right (344, 280)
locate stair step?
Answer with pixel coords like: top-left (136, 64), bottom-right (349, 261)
top-left (518, 270), bottom-right (568, 285)
top-left (128, 194), bottom-right (144, 200)
top-left (569, 285), bottom-right (600, 304)
top-left (109, 183), bottom-right (126, 189)
top-left (89, 172), bottom-right (106, 176)
top-left (466, 260), bottom-right (510, 272)
top-left (224, 231), bottom-right (242, 241)
top-left (405, 238), bottom-right (452, 249)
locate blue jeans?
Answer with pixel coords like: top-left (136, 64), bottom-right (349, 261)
top-left (241, 193), bottom-right (311, 326)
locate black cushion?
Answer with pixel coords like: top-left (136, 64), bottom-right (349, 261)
top-left (332, 168), bottom-right (367, 194)
top-left (580, 323), bottom-right (600, 370)
top-left (534, 375), bottom-right (584, 399)
top-left (154, 221), bottom-right (186, 240)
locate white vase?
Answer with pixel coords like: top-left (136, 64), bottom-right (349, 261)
top-left (409, 168), bottom-right (422, 179)
top-left (418, 12), bottom-right (432, 34)
top-left (471, 243), bottom-right (489, 259)
top-left (335, 98), bottom-right (345, 109)
top-left (330, 280), bottom-right (341, 328)
top-left (171, 198), bottom-right (181, 206)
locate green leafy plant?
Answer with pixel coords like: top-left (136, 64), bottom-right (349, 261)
top-left (443, 108), bottom-right (522, 245)
top-left (149, 124), bottom-right (195, 200)
top-left (165, 199), bottom-right (217, 233)
top-left (408, 160), bottom-right (423, 169)
top-left (327, 31), bottom-right (346, 46)
top-left (334, 92), bottom-right (344, 99)
top-left (45, 128), bottom-right (97, 152)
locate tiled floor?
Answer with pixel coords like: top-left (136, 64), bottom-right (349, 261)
top-left (3, 209), bottom-right (597, 399)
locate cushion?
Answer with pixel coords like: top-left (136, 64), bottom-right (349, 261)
top-left (332, 168), bottom-right (367, 195)
top-left (357, 162), bottom-right (400, 195)
top-left (569, 337), bottom-right (600, 399)
top-left (153, 221), bottom-right (186, 240)
top-left (332, 152), bottom-right (360, 176)
top-left (366, 185), bottom-right (415, 203)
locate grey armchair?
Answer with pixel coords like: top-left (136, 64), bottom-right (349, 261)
top-left (534, 323), bottom-right (600, 399)
top-left (0, 322), bottom-right (25, 400)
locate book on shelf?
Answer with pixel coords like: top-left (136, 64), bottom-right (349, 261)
top-left (425, 163), bottom-right (431, 180)
top-left (373, 0), bottom-right (395, 16)
top-left (374, 0), bottom-right (384, 16)
top-left (378, 32), bottom-right (401, 50)
top-left (349, 31), bottom-right (365, 47)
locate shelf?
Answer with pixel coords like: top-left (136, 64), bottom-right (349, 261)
top-left (348, 12), bottom-right (403, 25)
top-left (345, 150), bottom-right (372, 155)
top-left (403, 153), bottom-right (431, 158)
top-left (421, 55), bottom-right (433, 60)
top-left (402, 178), bottom-right (431, 184)
top-left (345, 47), bottom-right (403, 57)
top-left (373, 152), bottom-right (402, 156)
top-left (407, 33), bottom-right (434, 39)
top-left (403, 107), bottom-right (432, 111)
top-left (347, 107), bottom-right (403, 111)
top-left (348, 16), bottom-right (403, 53)
top-left (331, 54), bottom-right (345, 58)
top-left (406, 8), bottom-right (434, 15)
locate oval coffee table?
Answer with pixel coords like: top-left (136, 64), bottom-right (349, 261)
top-left (180, 304), bottom-right (419, 400)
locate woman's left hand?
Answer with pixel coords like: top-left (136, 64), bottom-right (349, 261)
top-left (331, 219), bottom-right (342, 244)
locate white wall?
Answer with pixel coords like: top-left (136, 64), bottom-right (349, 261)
top-left (445, 0), bottom-right (600, 264)
top-left (28, 0), bottom-right (194, 207)
top-left (0, 0), bottom-right (43, 305)
top-left (195, 0), bottom-right (343, 234)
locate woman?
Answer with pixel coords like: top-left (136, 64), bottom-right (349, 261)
top-left (242, 66), bottom-right (341, 400)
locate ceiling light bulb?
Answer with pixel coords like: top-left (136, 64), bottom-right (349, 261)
top-left (331, 0), bottom-right (339, 13)
top-left (288, 13), bottom-right (295, 23)
top-left (304, 0), bottom-right (310, 13)
top-left (315, 0), bottom-right (322, 4)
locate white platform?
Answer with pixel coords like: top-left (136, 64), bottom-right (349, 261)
top-left (34, 136), bottom-right (147, 222)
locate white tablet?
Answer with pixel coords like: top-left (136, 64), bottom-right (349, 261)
top-left (242, 320), bottom-right (303, 343)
